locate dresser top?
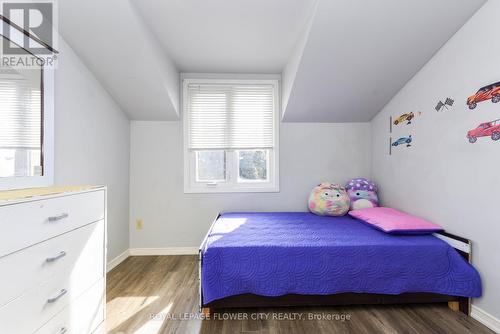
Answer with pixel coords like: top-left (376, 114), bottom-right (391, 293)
top-left (0, 185), bottom-right (104, 203)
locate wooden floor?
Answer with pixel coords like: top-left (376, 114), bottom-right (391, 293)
top-left (106, 256), bottom-right (492, 334)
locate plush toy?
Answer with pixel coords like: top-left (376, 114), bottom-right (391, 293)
top-left (345, 178), bottom-right (379, 210)
top-left (308, 183), bottom-right (350, 216)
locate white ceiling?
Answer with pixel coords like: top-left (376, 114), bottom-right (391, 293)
top-left (283, 0), bottom-right (486, 122)
top-left (132, 0), bottom-right (317, 73)
top-left (58, 0), bottom-right (487, 122)
top-left (58, 0), bottom-right (179, 120)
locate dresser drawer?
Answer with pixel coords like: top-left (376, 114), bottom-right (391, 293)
top-left (35, 279), bottom-right (104, 334)
top-left (0, 220), bottom-right (104, 307)
top-left (0, 190), bottom-right (104, 257)
top-left (0, 257), bottom-right (103, 333)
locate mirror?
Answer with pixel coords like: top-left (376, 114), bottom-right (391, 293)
top-left (0, 35), bottom-right (43, 178)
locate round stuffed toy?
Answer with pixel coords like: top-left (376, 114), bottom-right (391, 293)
top-left (345, 178), bottom-right (379, 210)
top-left (308, 183), bottom-right (350, 216)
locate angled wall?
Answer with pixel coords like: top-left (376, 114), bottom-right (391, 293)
top-left (59, 0), bottom-right (179, 120)
top-left (281, 0), bottom-right (318, 117)
top-left (371, 0), bottom-right (500, 324)
top-left (54, 38), bottom-right (130, 261)
top-left (282, 0), bottom-right (485, 122)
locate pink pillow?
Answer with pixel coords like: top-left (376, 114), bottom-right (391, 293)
top-left (348, 207), bottom-right (443, 234)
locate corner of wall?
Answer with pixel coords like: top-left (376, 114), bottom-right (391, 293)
top-left (281, 0), bottom-right (319, 119)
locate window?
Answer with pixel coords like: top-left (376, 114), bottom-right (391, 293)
top-left (0, 65), bottom-right (42, 178)
top-left (183, 78), bottom-right (279, 193)
top-left (0, 19), bottom-right (54, 190)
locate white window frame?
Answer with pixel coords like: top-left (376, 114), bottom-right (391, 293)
top-left (183, 76), bottom-right (280, 193)
top-left (0, 20), bottom-right (54, 191)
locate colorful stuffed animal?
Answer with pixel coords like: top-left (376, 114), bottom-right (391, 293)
top-left (345, 178), bottom-right (379, 210)
top-left (308, 183), bottom-right (350, 216)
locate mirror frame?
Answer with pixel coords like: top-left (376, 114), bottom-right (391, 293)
top-left (0, 17), bottom-right (54, 190)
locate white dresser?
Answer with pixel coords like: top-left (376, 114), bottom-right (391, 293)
top-left (0, 186), bottom-right (106, 334)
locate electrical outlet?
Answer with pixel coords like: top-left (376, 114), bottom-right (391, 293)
top-left (135, 219), bottom-right (144, 230)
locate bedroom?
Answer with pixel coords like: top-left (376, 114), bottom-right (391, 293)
top-left (0, 0), bottom-right (498, 333)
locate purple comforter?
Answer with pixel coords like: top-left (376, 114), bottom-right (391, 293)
top-left (200, 212), bottom-right (481, 304)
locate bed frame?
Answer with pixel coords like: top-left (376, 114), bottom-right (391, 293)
top-left (198, 213), bottom-right (473, 316)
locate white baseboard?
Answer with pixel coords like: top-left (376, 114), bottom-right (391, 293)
top-left (106, 247), bottom-right (198, 271)
top-left (471, 305), bottom-right (500, 333)
top-left (107, 249), bottom-right (130, 272)
top-left (129, 247), bottom-right (199, 256)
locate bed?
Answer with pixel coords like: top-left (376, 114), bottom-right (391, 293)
top-left (199, 212), bottom-right (481, 315)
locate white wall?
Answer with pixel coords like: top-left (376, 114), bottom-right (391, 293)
top-left (282, 0), bottom-right (318, 117)
top-left (54, 38), bottom-right (130, 261)
top-left (281, 0), bottom-right (485, 123)
top-left (130, 121), bottom-right (371, 249)
top-left (59, 0), bottom-right (179, 120)
top-left (371, 0), bottom-right (500, 319)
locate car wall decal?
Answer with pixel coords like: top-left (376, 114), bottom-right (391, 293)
top-left (435, 98), bottom-right (454, 112)
top-left (389, 135), bottom-right (412, 155)
top-left (392, 135), bottom-right (412, 147)
top-left (467, 119), bottom-right (500, 143)
top-left (392, 111), bottom-right (422, 127)
top-left (467, 81), bottom-right (500, 110)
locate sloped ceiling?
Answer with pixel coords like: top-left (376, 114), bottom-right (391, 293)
top-left (282, 0), bottom-right (486, 122)
top-left (58, 0), bottom-right (486, 122)
top-left (58, 0), bottom-right (179, 120)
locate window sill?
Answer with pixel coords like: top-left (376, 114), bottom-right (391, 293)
top-left (183, 185), bottom-right (279, 194)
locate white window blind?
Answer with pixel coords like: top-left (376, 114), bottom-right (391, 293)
top-left (0, 75), bottom-right (42, 150)
top-left (187, 83), bottom-right (275, 150)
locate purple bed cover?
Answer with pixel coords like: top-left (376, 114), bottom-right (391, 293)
top-left (201, 212), bottom-right (481, 305)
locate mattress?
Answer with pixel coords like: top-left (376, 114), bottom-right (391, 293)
top-left (200, 212), bottom-right (481, 304)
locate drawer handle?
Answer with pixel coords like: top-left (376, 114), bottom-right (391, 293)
top-left (46, 251), bottom-right (67, 263)
top-left (48, 213), bottom-right (69, 222)
top-left (60, 327), bottom-right (68, 334)
top-left (47, 289), bottom-right (67, 303)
